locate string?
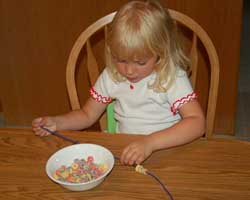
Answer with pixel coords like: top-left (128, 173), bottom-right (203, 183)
top-left (41, 127), bottom-right (174, 200)
top-left (41, 127), bottom-right (80, 144)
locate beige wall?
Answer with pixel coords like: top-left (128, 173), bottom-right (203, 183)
top-left (0, 0), bottom-right (242, 134)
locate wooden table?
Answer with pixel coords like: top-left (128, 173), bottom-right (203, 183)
top-left (0, 128), bottom-right (250, 200)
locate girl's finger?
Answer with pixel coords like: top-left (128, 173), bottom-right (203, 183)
top-left (135, 155), bottom-right (144, 165)
top-left (123, 148), bottom-right (136, 165)
top-left (34, 129), bottom-right (49, 136)
top-left (120, 146), bottom-right (131, 164)
top-left (32, 118), bottom-right (42, 126)
top-left (128, 152), bottom-right (139, 165)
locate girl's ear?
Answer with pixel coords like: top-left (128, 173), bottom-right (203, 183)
top-left (156, 55), bottom-right (160, 62)
top-left (156, 55), bottom-right (161, 64)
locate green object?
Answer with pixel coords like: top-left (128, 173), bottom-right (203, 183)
top-left (106, 102), bottom-right (116, 133)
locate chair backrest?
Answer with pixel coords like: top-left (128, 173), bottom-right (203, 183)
top-left (66, 10), bottom-right (219, 138)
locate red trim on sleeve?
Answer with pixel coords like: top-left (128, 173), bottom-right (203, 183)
top-left (170, 92), bottom-right (198, 115)
top-left (89, 87), bottom-right (113, 104)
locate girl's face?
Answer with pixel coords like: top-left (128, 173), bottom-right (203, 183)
top-left (112, 55), bottom-right (158, 83)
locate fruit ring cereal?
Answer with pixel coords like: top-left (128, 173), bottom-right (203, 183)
top-left (53, 156), bottom-right (108, 183)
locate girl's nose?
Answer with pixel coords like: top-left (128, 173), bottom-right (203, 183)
top-left (125, 64), bottom-right (134, 75)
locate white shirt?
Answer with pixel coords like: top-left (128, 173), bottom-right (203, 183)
top-left (90, 68), bottom-right (197, 135)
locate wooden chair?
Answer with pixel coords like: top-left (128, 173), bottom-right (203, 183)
top-left (66, 10), bottom-right (219, 138)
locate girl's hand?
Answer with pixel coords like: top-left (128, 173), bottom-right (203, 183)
top-left (120, 136), bottom-right (153, 166)
top-left (32, 117), bottom-right (57, 136)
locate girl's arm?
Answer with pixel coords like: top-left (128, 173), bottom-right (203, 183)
top-left (148, 99), bottom-right (205, 150)
top-left (54, 97), bottom-right (107, 131)
top-left (32, 97), bottom-right (107, 135)
top-left (120, 100), bottom-right (205, 165)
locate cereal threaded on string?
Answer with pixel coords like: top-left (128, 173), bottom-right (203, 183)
top-left (135, 165), bottom-right (147, 175)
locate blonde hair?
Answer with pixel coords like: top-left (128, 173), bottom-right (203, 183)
top-left (105, 0), bottom-right (189, 92)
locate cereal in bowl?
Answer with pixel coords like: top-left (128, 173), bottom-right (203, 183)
top-left (53, 156), bottom-right (108, 183)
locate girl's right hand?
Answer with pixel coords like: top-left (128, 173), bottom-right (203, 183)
top-left (32, 117), bottom-right (57, 136)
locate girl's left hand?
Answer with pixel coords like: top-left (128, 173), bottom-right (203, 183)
top-left (120, 136), bottom-right (153, 165)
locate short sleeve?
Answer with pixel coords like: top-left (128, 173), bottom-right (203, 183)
top-left (167, 70), bottom-right (197, 115)
top-left (89, 68), bottom-right (113, 104)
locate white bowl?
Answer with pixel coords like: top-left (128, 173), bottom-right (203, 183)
top-left (46, 143), bottom-right (114, 191)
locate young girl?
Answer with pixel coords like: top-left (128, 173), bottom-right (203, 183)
top-left (32, 0), bottom-right (205, 166)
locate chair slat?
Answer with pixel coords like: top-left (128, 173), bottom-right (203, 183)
top-left (86, 40), bottom-right (100, 85)
top-left (86, 39), bottom-right (107, 131)
top-left (104, 25), bottom-right (108, 41)
top-left (189, 33), bottom-right (198, 88)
